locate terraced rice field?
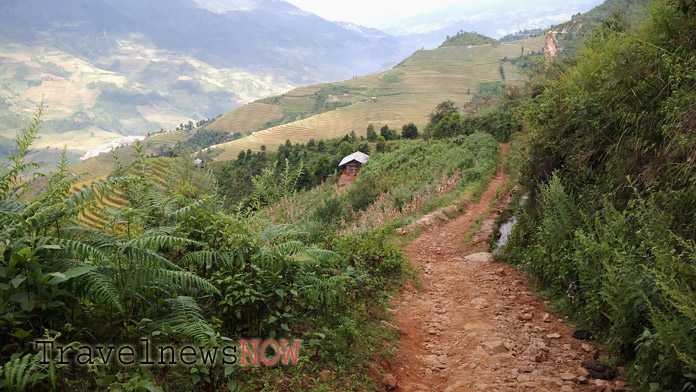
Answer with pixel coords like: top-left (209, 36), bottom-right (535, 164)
top-left (71, 145), bottom-right (137, 179)
top-left (148, 130), bottom-right (188, 147)
top-left (212, 36), bottom-right (545, 161)
top-left (209, 102), bottom-right (285, 133)
top-left (70, 157), bottom-right (171, 230)
top-left (70, 130), bottom-right (183, 183)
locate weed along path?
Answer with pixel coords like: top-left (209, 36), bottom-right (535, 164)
top-left (386, 146), bottom-right (617, 392)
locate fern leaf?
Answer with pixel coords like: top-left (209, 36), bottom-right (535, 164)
top-left (127, 268), bottom-right (219, 295)
top-left (164, 197), bottom-right (212, 224)
top-left (273, 240), bottom-right (306, 257)
top-left (119, 246), bottom-right (183, 271)
top-left (304, 247), bottom-right (343, 263)
top-left (127, 235), bottom-right (204, 251)
top-left (1, 353), bottom-right (43, 392)
top-left (147, 296), bottom-right (215, 343)
top-left (35, 237), bottom-right (108, 264)
top-left (62, 176), bottom-right (131, 210)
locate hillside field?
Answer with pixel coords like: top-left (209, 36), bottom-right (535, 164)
top-left (69, 35), bottom-right (544, 181)
top-left (208, 36), bottom-right (545, 161)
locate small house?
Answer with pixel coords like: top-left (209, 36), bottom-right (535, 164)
top-left (339, 151), bottom-right (369, 178)
top-left (194, 158), bottom-right (205, 168)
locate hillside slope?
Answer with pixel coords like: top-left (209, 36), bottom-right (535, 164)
top-left (503, 2), bottom-right (696, 389)
top-left (208, 35), bottom-right (545, 161)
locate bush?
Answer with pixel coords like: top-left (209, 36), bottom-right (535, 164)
top-left (401, 123), bottom-right (419, 139)
top-left (502, 3), bottom-right (696, 389)
top-left (315, 197), bottom-right (345, 223)
top-left (380, 125), bottom-right (398, 140)
top-left (334, 230), bottom-right (406, 282)
top-left (375, 136), bottom-right (386, 152)
top-left (345, 176), bottom-right (381, 211)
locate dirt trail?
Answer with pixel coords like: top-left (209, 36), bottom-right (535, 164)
top-left (544, 30), bottom-right (557, 59)
top-left (387, 146), bottom-right (616, 392)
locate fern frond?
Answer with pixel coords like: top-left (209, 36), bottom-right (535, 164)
top-left (254, 220), bottom-right (306, 243)
top-left (45, 259), bottom-right (125, 313)
top-left (119, 246), bottom-right (183, 271)
top-left (147, 296), bottom-right (215, 343)
top-left (78, 269), bottom-right (124, 313)
top-left (272, 240), bottom-right (306, 257)
top-left (127, 268), bottom-right (219, 295)
top-left (0, 352), bottom-right (43, 392)
top-left (303, 247), bottom-right (343, 263)
top-left (35, 237), bottom-right (108, 264)
top-left (164, 197), bottom-right (212, 224)
top-left (0, 200), bottom-right (26, 216)
top-left (61, 226), bottom-right (119, 248)
top-left (178, 250), bottom-right (235, 269)
top-left (62, 176), bottom-right (132, 210)
top-left (126, 235), bottom-right (204, 251)
top-left (140, 226), bottom-right (176, 237)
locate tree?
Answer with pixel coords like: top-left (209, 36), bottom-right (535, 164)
top-left (366, 123), bottom-right (377, 141)
top-left (357, 141), bottom-right (370, 154)
top-left (376, 136), bottom-right (386, 152)
top-left (380, 125), bottom-right (398, 141)
top-left (339, 141), bottom-right (353, 157)
top-left (428, 100), bottom-right (457, 126)
top-left (426, 110), bottom-right (462, 139)
top-left (401, 123), bottom-right (419, 139)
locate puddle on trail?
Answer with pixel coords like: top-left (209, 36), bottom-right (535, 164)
top-left (494, 216), bottom-right (517, 252)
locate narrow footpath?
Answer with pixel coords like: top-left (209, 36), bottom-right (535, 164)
top-left (387, 146), bottom-right (625, 392)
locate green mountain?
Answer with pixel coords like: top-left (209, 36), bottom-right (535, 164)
top-left (439, 32), bottom-right (498, 47)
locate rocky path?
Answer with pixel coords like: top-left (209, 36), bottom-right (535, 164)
top-left (386, 148), bottom-right (624, 392)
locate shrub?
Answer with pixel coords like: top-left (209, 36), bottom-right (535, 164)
top-left (334, 230), bottom-right (406, 283)
top-left (401, 123), bottom-right (419, 139)
top-left (315, 197), bottom-right (345, 224)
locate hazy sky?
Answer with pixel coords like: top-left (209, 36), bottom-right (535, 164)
top-left (285, 0), bottom-right (471, 28)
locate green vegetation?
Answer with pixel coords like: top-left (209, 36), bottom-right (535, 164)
top-left (7, 1), bottom-right (694, 390)
top-left (0, 108), bottom-right (418, 391)
top-left (259, 133), bottom-right (500, 239)
top-left (471, 81), bottom-right (507, 105)
top-left (499, 2), bottom-right (696, 390)
top-left (499, 28), bottom-right (544, 42)
top-left (423, 92), bottom-right (522, 143)
top-left (440, 31), bottom-right (497, 47)
top-left (401, 123), bottom-right (419, 139)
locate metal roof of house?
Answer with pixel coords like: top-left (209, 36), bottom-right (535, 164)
top-left (339, 151), bottom-right (370, 167)
top-left (194, 158), bottom-right (203, 165)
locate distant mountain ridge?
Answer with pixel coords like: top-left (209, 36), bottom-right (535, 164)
top-left (0, 0), bottom-right (415, 161)
top-left (0, 0), bottom-right (412, 83)
top-left (387, 0), bottom-right (605, 49)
